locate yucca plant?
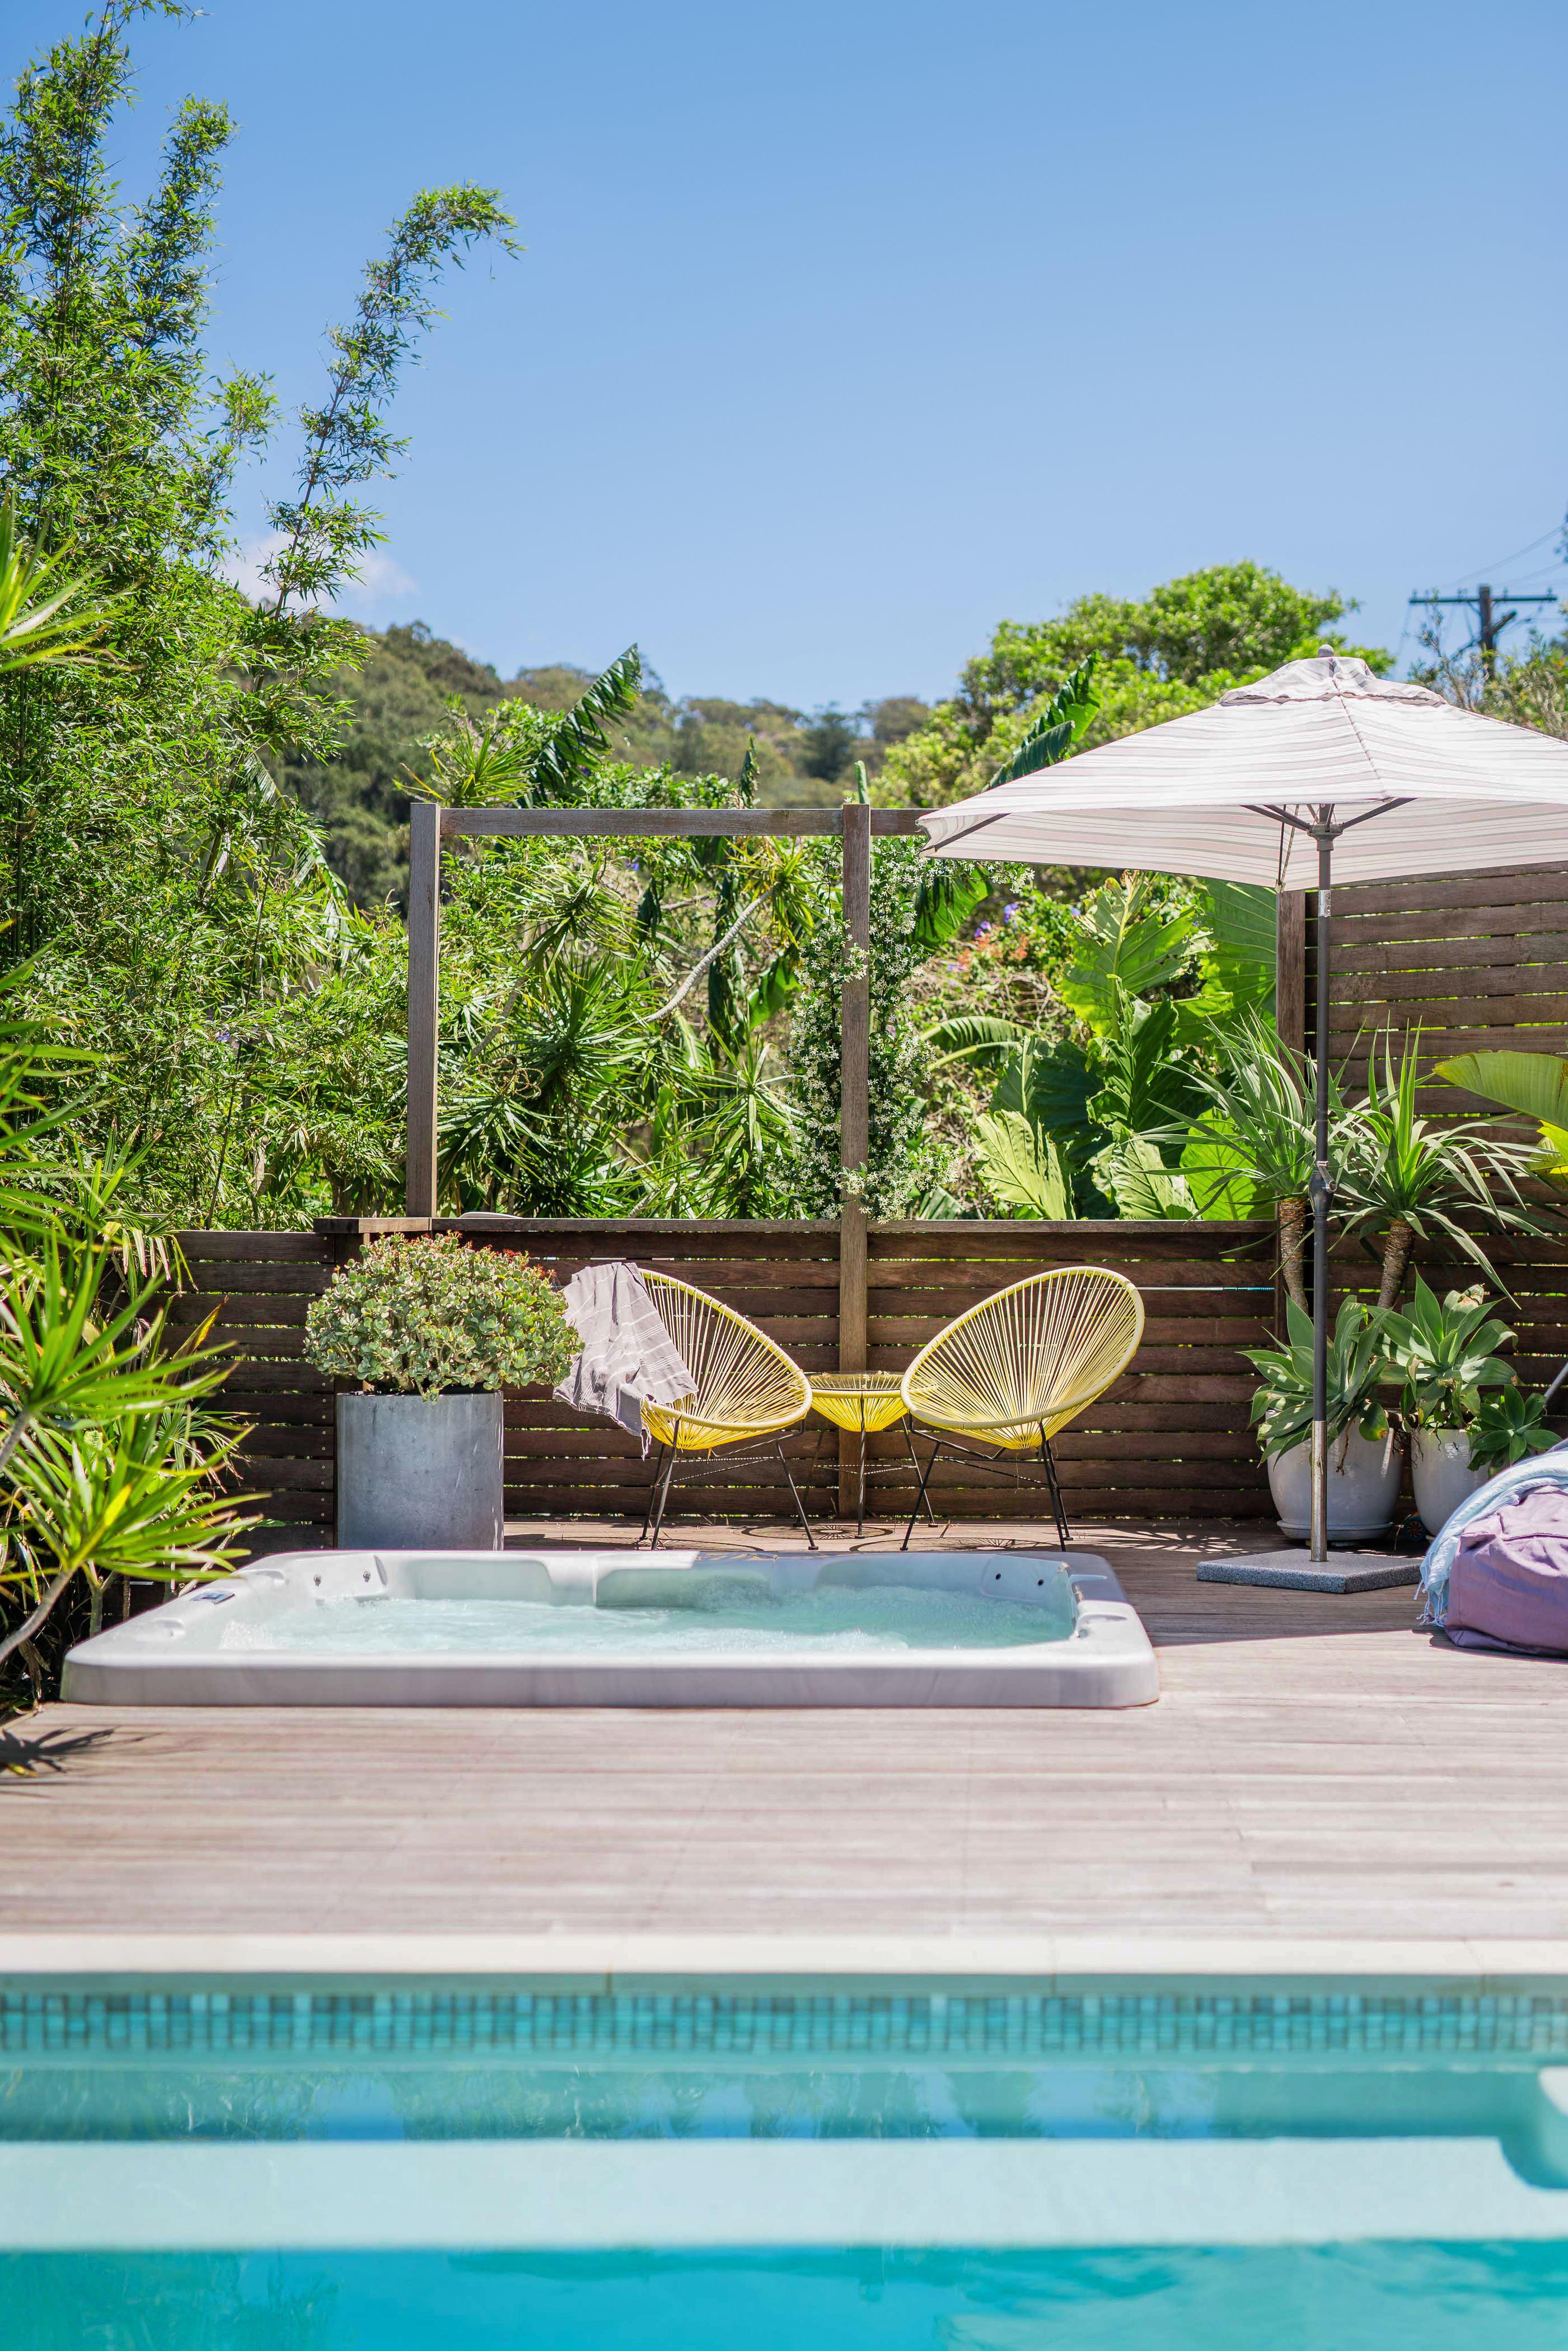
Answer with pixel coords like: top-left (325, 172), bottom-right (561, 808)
top-left (1174, 1015), bottom-right (1334, 1301)
top-left (1336, 1029), bottom-right (1542, 1307)
top-left (1, 1409), bottom-right (257, 1665)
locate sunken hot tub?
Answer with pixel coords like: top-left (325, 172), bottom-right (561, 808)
top-left (61, 1549), bottom-right (1159, 1709)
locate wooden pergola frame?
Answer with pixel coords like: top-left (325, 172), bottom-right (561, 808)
top-left (405, 799), bottom-right (923, 1390)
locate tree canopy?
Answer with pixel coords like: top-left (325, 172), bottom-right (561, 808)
top-left (876, 562), bottom-right (1392, 807)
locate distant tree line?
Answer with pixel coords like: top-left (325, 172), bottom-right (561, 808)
top-left (282, 625), bottom-right (932, 905)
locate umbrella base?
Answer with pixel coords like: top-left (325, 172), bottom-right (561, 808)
top-left (1197, 1550), bottom-right (1419, 1595)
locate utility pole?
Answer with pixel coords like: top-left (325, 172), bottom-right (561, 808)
top-left (1411, 582), bottom-right (1558, 678)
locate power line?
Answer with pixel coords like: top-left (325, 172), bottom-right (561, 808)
top-left (1427, 524), bottom-right (1564, 597)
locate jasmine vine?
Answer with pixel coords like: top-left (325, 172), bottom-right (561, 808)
top-left (788, 836), bottom-right (940, 1217)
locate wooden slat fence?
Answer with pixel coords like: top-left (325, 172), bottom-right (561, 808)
top-left (866, 1223), bottom-right (1272, 1521)
top-left (172, 1230), bottom-right (336, 1552)
top-left (176, 1217), bottom-right (1276, 1537)
top-left (1303, 863), bottom-right (1568, 1108)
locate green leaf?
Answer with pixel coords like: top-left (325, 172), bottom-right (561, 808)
top-left (1094, 1134), bottom-right (1197, 1219)
top-left (1436, 1050), bottom-right (1568, 1128)
top-left (988, 657), bottom-right (1101, 788)
top-left (1180, 1116), bottom-right (1262, 1219)
top-left (991, 1037), bottom-right (1102, 1168)
top-left (974, 1112), bottom-right (1071, 1218)
top-left (925, 1013), bottom-right (1027, 1072)
top-left (1090, 997), bottom-right (1206, 1138)
top-left (1196, 879), bottom-right (1276, 1023)
top-left (1059, 877), bottom-right (1196, 1034)
top-left (912, 864), bottom-right (989, 953)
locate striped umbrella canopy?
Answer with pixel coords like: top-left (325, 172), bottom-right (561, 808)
top-left (917, 653), bottom-right (1568, 882)
top-left (918, 649), bottom-right (1568, 1566)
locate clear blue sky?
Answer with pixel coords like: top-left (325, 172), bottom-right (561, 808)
top-left (11, 0), bottom-right (1568, 707)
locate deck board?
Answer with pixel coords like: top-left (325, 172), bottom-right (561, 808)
top-left (5, 1519), bottom-right (1568, 1949)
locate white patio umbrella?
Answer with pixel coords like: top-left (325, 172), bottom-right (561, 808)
top-left (919, 650), bottom-right (1568, 1564)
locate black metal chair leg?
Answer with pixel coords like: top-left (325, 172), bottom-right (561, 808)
top-left (640, 1445), bottom-right (667, 1542)
top-left (776, 1439), bottom-right (818, 1551)
top-left (902, 1434), bottom-right (943, 1551)
top-left (647, 1432), bottom-right (680, 1549)
top-left (901, 1418), bottom-right (938, 1524)
top-left (1040, 1434), bottom-right (1070, 1549)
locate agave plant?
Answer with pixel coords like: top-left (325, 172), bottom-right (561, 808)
top-left (1335, 1029), bottom-right (1542, 1307)
top-left (1381, 1275), bottom-right (1519, 1435)
top-left (1244, 1295), bottom-right (1392, 1461)
top-left (1469, 1382), bottom-right (1557, 1473)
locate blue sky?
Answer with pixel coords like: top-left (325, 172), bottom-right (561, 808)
top-left (11, 0), bottom-right (1568, 706)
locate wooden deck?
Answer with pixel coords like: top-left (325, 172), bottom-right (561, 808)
top-left (6, 1518), bottom-right (1568, 1955)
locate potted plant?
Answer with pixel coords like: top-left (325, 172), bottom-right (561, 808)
top-left (304, 1234), bottom-right (576, 1548)
top-left (1382, 1277), bottom-right (1527, 1534)
top-left (1244, 1297), bottom-right (1401, 1544)
top-left (1382, 1275), bottom-right (1557, 1531)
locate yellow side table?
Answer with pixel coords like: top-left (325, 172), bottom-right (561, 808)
top-left (809, 1372), bottom-right (920, 1536)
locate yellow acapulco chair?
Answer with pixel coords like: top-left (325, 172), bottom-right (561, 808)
top-left (637, 1272), bottom-right (816, 1550)
top-left (898, 1266), bottom-right (1145, 1552)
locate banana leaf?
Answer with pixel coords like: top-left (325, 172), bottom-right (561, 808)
top-left (974, 1112), bottom-right (1071, 1218)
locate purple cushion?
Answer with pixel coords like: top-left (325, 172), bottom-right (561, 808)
top-left (1447, 1486), bottom-right (1568, 1655)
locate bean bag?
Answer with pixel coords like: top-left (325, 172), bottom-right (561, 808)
top-left (1420, 1445), bottom-right (1568, 1656)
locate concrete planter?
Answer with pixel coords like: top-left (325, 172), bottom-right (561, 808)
top-left (1266, 1429), bottom-right (1402, 1545)
top-left (1411, 1426), bottom-right (1490, 1537)
top-left (336, 1391), bottom-right (504, 1549)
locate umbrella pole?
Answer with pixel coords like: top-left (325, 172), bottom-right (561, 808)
top-left (1309, 825), bottom-right (1334, 1563)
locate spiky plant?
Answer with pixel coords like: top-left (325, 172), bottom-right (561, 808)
top-left (1336, 1029), bottom-right (1542, 1308)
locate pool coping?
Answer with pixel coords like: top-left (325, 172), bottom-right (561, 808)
top-left (7, 1932), bottom-right (1568, 1992)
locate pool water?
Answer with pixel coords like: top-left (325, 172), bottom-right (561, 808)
top-left (13, 2243), bottom-right (1568, 2351)
top-left (8, 1984), bottom-right (1568, 2347)
top-left (216, 1576), bottom-right (1077, 1657)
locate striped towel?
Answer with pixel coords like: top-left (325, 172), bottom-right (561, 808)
top-left (553, 1260), bottom-right (695, 1454)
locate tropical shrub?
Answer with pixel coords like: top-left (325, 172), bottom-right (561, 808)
top-left (0, 1067), bottom-right (255, 1696)
top-left (304, 1234), bottom-right (575, 1400)
top-left (789, 826), bottom-right (981, 1217)
top-left (928, 871), bottom-right (1277, 1220)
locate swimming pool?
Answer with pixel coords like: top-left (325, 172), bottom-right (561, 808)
top-left (7, 1973), bottom-right (1568, 2345)
top-left (60, 1548), bottom-right (1159, 1707)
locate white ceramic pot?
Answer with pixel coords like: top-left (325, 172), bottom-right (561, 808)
top-left (1411, 1426), bottom-right (1490, 1537)
top-left (1266, 1429), bottom-right (1402, 1544)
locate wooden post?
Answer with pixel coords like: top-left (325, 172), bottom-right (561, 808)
top-left (406, 801), bottom-right (441, 1217)
top-left (837, 803), bottom-right (872, 1514)
top-left (1275, 887), bottom-right (1307, 1061)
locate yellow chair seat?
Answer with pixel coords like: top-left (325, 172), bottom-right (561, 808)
top-left (809, 1372), bottom-right (909, 1435)
top-left (638, 1272), bottom-right (812, 1454)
